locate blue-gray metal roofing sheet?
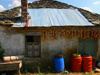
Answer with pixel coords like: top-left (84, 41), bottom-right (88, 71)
top-left (12, 8), bottom-right (94, 27)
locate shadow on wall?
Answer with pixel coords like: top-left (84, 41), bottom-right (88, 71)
top-left (23, 58), bottom-right (55, 72)
top-left (23, 48), bottom-right (77, 71)
top-left (64, 48), bottom-right (77, 69)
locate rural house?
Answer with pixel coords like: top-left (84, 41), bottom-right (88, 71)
top-left (0, 0), bottom-right (100, 68)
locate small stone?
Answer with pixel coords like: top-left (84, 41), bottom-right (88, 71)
top-left (64, 70), bottom-right (69, 74)
top-left (0, 20), bottom-right (4, 24)
top-left (85, 72), bottom-right (88, 74)
top-left (94, 68), bottom-right (100, 73)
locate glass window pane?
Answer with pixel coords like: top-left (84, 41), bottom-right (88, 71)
top-left (26, 36), bottom-right (40, 43)
top-left (34, 44), bottom-right (39, 50)
top-left (28, 51), bottom-right (33, 57)
top-left (27, 45), bottom-right (32, 50)
top-left (32, 36), bottom-right (40, 42)
top-left (34, 51), bottom-right (39, 56)
top-left (35, 36), bottom-right (40, 42)
top-left (26, 36), bottom-right (34, 42)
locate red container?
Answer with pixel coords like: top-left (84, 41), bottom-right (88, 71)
top-left (71, 56), bottom-right (82, 72)
top-left (82, 56), bottom-right (92, 72)
top-left (92, 59), bottom-right (96, 67)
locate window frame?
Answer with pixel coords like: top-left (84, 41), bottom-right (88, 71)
top-left (25, 35), bottom-right (41, 57)
top-left (77, 38), bottom-right (98, 58)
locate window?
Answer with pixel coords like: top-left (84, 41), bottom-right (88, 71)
top-left (25, 36), bottom-right (41, 57)
top-left (79, 38), bottom-right (97, 57)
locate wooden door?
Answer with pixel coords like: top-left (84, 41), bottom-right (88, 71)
top-left (79, 38), bottom-right (97, 57)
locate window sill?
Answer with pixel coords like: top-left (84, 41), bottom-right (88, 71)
top-left (24, 57), bottom-right (41, 60)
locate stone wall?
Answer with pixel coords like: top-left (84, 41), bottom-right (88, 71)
top-left (23, 32), bottom-right (78, 69)
top-left (0, 26), bottom-right (100, 69)
top-left (0, 27), bottom-right (78, 69)
top-left (41, 31), bottom-right (78, 59)
top-left (0, 27), bottom-right (78, 57)
top-left (0, 26), bottom-right (25, 56)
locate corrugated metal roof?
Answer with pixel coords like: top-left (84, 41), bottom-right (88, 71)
top-left (13, 8), bottom-right (94, 27)
top-left (12, 20), bottom-right (26, 27)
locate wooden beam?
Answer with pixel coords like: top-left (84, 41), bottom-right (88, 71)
top-left (3, 30), bottom-right (42, 33)
top-left (3, 23), bottom-right (14, 25)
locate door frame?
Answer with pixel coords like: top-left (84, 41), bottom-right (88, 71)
top-left (77, 38), bottom-right (98, 59)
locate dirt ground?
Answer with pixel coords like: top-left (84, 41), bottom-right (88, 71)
top-left (1, 68), bottom-right (100, 75)
top-left (1, 71), bottom-right (100, 75)
top-left (20, 71), bottom-right (100, 75)
top-left (21, 73), bottom-right (100, 75)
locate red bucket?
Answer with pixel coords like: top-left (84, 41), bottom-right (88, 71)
top-left (92, 59), bottom-right (96, 67)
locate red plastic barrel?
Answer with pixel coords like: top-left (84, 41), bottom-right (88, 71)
top-left (82, 56), bottom-right (92, 72)
top-left (71, 56), bottom-right (82, 72)
top-left (92, 59), bottom-right (96, 67)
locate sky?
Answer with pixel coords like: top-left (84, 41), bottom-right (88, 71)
top-left (0, 0), bottom-right (100, 14)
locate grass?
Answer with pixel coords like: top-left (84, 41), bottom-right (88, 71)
top-left (19, 65), bottom-right (100, 75)
top-left (20, 70), bottom-right (100, 75)
top-left (21, 72), bottom-right (99, 75)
